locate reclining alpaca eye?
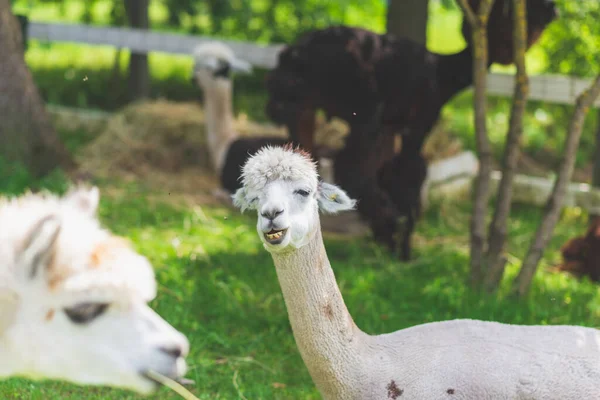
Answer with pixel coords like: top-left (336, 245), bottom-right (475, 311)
top-left (295, 189), bottom-right (310, 197)
top-left (64, 303), bottom-right (109, 324)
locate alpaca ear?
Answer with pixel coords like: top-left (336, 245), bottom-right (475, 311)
top-left (317, 182), bottom-right (357, 214)
top-left (232, 188), bottom-right (256, 212)
top-left (18, 214), bottom-right (61, 281)
top-left (231, 57), bottom-right (253, 74)
top-left (63, 186), bottom-right (100, 216)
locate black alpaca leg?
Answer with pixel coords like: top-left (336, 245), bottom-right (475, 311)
top-left (334, 125), bottom-right (403, 255)
top-left (378, 147), bottom-right (428, 261)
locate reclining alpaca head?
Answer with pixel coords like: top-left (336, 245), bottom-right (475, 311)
top-left (191, 42), bottom-right (253, 89)
top-left (232, 145), bottom-right (356, 252)
top-left (0, 187), bottom-right (188, 394)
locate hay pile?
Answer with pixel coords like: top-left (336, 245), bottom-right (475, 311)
top-left (78, 100), bottom-right (350, 177)
top-left (76, 100), bottom-right (350, 206)
top-left (78, 100), bottom-right (211, 176)
top-left (422, 120), bottom-right (463, 162)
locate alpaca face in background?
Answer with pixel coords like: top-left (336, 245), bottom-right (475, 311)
top-left (232, 145), bottom-right (356, 253)
top-left (0, 187), bottom-right (189, 394)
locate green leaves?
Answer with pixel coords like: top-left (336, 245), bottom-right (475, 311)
top-left (538, 0), bottom-right (600, 78)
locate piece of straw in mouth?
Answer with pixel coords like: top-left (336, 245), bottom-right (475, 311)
top-left (146, 370), bottom-right (199, 400)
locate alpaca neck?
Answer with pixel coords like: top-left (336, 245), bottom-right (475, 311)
top-left (203, 81), bottom-right (239, 173)
top-left (436, 46), bottom-right (493, 105)
top-left (270, 221), bottom-right (367, 398)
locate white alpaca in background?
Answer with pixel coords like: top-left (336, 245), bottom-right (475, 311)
top-left (0, 187), bottom-right (189, 394)
top-left (191, 42), bottom-right (290, 194)
top-left (191, 42), bottom-right (253, 174)
top-left (233, 144), bottom-right (600, 400)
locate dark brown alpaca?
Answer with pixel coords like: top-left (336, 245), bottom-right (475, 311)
top-left (265, 0), bottom-right (558, 260)
top-left (558, 217), bottom-right (600, 282)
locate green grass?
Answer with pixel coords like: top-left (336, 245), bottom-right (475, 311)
top-left (0, 162), bottom-right (599, 398)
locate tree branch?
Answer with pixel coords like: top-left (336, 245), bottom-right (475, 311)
top-left (457, 0), bottom-right (477, 27)
top-left (484, 0), bottom-right (528, 291)
top-left (512, 74), bottom-right (600, 297)
top-left (460, 0), bottom-right (496, 288)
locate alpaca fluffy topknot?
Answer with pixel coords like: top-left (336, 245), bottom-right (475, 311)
top-left (0, 188), bottom-right (156, 302)
top-left (240, 145), bottom-right (318, 193)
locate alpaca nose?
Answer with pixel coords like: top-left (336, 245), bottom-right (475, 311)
top-left (159, 345), bottom-right (184, 359)
top-left (261, 208), bottom-right (284, 220)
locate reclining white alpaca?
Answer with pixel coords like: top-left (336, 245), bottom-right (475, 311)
top-left (0, 187), bottom-right (189, 394)
top-left (232, 145), bottom-right (600, 400)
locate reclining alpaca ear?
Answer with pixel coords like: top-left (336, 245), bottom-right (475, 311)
top-left (316, 181), bottom-right (356, 214)
top-left (63, 186), bottom-right (100, 217)
top-left (17, 214), bottom-right (61, 281)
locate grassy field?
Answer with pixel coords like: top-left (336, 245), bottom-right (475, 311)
top-left (2, 4), bottom-right (600, 395)
top-left (1, 129), bottom-right (600, 398)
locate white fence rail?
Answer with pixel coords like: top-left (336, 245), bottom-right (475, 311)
top-left (28, 21), bottom-right (599, 108)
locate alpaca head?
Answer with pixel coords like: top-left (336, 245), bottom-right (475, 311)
top-left (191, 42), bottom-right (253, 90)
top-left (0, 187), bottom-right (189, 394)
top-left (232, 145), bottom-right (356, 253)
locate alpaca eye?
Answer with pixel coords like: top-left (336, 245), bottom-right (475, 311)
top-left (64, 302), bottom-right (109, 324)
top-left (295, 189), bottom-right (311, 197)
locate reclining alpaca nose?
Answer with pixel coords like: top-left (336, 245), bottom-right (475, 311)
top-left (261, 208), bottom-right (284, 220)
top-left (158, 345), bottom-right (184, 359)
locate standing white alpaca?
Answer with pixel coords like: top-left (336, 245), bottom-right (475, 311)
top-left (232, 145), bottom-right (600, 400)
top-left (0, 186), bottom-right (189, 394)
top-left (191, 42), bottom-right (289, 194)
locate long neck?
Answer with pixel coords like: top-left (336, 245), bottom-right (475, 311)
top-left (436, 46), bottom-right (493, 105)
top-left (270, 222), bottom-right (367, 398)
top-left (202, 81), bottom-right (239, 173)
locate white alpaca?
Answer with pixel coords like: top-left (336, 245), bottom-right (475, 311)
top-left (0, 187), bottom-right (189, 394)
top-left (232, 145), bottom-right (600, 400)
top-left (191, 42), bottom-right (253, 173)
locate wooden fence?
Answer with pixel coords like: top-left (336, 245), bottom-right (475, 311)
top-left (27, 21), bottom-right (600, 108)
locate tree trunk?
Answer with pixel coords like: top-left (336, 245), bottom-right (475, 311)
top-left (0, 0), bottom-right (74, 177)
top-left (512, 74), bottom-right (600, 298)
top-left (457, 0), bottom-right (496, 289)
top-left (125, 0), bottom-right (150, 101)
top-left (484, 0), bottom-right (529, 292)
top-left (590, 109), bottom-right (600, 222)
top-left (386, 0), bottom-right (429, 45)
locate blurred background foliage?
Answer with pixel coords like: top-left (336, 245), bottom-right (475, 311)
top-left (9, 0), bottom-right (600, 171)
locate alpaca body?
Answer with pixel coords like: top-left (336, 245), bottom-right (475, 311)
top-left (221, 137), bottom-right (288, 193)
top-left (0, 187), bottom-right (189, 393)
top-left (234, 146), bottom-right (600, 400)
top-left (559, 218), bottom-right (600, 282)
